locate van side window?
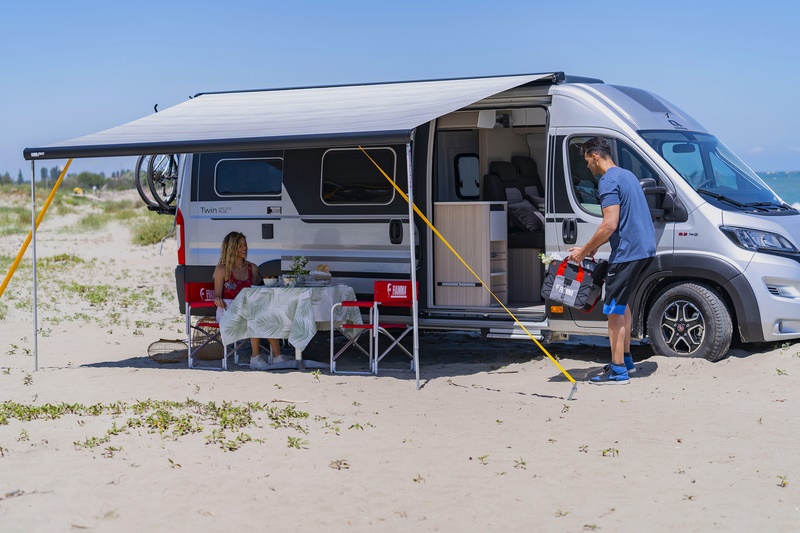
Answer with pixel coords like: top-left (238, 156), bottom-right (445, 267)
top-left (321, 147), bottom-right (396, 205)
top-left (567, 137), bottom-right (603, 215)
top-left (455, 153), bottom-right (480, 199)
top-left (567, 137), bottom-right (659, 216)
top-left (617, 143), bottom-right (657, 183)
top-left (215, 158), bottom-right (283, 195)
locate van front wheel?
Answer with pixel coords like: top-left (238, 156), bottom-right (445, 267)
top-left (647, 282), bottom-right (732, 362)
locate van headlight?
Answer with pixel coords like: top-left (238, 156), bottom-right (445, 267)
top-left (720, 226), bottom-right (799, 253)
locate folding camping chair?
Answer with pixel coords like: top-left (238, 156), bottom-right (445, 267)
top-left (330, 297), bottom-right (375, 375)
top-left (371, 280), bottom-right (416, 375)
top-left (184, 282), bottom-right (243, 370)
top-left (329, 280), bottom-right (416, 375)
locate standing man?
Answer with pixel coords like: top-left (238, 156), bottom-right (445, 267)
top-left (568, 137), bottom-right (656, 384)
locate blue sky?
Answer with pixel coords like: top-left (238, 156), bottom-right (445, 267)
top-left (2, 0), bottom-right (798, 177)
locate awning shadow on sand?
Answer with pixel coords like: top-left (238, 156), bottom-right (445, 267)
top-left (80, 331), bottom-right (782, 382)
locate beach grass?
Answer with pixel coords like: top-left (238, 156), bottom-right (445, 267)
top-left (132, 210), bottom-right (175, 245)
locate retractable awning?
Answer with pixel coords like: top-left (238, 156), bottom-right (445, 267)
top-left (24, 73), bottom-right (556, 160)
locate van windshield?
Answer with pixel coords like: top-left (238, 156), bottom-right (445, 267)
top-left (641, 131), bottom-right (791, 212)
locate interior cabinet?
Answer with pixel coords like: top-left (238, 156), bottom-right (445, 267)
top-left (508, 247), bottom-right (543, 303)
top-left (434, 202), bottom-right (507, 306)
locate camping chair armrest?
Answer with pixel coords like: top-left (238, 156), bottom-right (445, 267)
top-left (189, 301), bottom-right (217, 309)
top-left (341, 300), bottom-right (375, 308)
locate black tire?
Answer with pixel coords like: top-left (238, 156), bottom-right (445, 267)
top-left (647, 282), bottom-right (732, 362)
top-left (147, 154), bottom-right (178, 208)
top-left (135, 155), bottom-right (158, 207)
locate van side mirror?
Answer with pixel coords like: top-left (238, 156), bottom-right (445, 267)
top-left (662, 192), bottom-right (689, 222)
top-left (639, 178), bottom-right (666, 221)
top-left (639, 177), bottom-right (689, 223)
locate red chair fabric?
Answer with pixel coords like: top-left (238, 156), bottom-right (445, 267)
top-left (184, 282), bottom-right (243, 370)
top-left (372, 281), bottom-right (416, 375)
top-left (329, 281), bottom-right (416, 375)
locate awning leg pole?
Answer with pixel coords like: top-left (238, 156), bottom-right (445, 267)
top-left (30, 161), bottom-right (38, 372)
top-left (406, 142), bottom-right (420, 390)
top-left (567, 382), bottom-right (578, 401)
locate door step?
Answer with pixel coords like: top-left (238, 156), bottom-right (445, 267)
top-left (485, 327), bottom-right (569, 342)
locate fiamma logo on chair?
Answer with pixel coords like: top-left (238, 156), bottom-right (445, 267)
top-left (199, 288), bottom-right (215, 301)
top-left (386, 283), bottom-right (407, 299)
top-left (374, 280), bottom-right (415, 304)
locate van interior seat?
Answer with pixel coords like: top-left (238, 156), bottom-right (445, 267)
top-left (483, 161), bottom-right (545, 249)
top-left (488, 161), bottom-right (525, 200)
top-left (482, 172), bottom-right (507, 203)
top-left (511, 156), bottom-right (544, 198)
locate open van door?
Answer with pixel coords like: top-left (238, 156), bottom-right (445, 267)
top-left (549, 129), bottom-right (674, 330)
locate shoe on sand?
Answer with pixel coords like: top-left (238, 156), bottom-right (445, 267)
top-left (271, 353), bottom-right (289, 364)
top-left (590, 365), bottom-right (630, 385)
top-left (603, 355), bottom-right (636, 374)
top-left (250, 355), bottom-right (270, 371)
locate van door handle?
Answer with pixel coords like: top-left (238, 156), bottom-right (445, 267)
top-left (562, 218), bottom-right (577, 244)
top-left (389, 219), bottom-right (403, 244)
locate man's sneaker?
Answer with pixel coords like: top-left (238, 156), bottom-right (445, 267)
top-left (624, 355), bottom-right (636, 373)
top-left (250, 355), bottom-right (270, 371)
top-left (590, 364), bottom-right (630, 385)
top-left (603, 356), bottom-right (636, 374)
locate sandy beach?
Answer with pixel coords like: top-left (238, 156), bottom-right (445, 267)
top-left (1, 190), bottom-right (798, 532)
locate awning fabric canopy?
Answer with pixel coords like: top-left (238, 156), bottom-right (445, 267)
top-left (24, 73), bottom-right (555, 160)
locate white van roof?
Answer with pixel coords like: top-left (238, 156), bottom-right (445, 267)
top-left (24, 73), bottom-right (561, 161)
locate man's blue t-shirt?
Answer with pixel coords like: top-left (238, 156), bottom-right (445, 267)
top-left (599, 166), bottom-right (656, 263)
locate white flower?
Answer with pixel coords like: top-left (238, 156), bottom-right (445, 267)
top-left (539, 252), bottom-right (563, 266)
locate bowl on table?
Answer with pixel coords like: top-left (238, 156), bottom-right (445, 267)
top-left (263, 278), bottom-right (278, 288)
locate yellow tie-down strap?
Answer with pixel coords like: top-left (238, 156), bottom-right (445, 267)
top-left (359, 147), bottom-right (577, 392)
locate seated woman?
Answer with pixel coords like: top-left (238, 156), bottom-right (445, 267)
top-left (213, 231), bottom-right (285, 370)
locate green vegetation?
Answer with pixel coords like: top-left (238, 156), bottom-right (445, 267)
top-left (64, 282), bottom-right (114, 306)
top-left (0, 206), bottom-right (29, 236)
top-left (132, 210), bottom-right (175, 245)
top-left (101, 199), bottom-right (139, 221)
top-left (75, 212), bottom-right (106, 231)
top-left (0, 399), bottom-right (315, 453)
top-left (38, 254), bottom-right (84, 271)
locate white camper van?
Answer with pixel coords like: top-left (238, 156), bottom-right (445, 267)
top-left (28, 72), bottom-right (800, 362)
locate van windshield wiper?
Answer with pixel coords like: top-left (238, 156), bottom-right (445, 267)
top-left (696, 188), bottom-right (747, 208)
top-left (695, 188), bottom-right (776, 212)
top-left (744, 201), bottom-right (794, 211)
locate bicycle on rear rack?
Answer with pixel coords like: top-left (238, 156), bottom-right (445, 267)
top-left (148, 154), bottom-right (178, 208)
top-left (134, 154), bottom-right (179, 213)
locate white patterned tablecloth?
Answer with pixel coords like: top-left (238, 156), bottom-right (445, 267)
top-left (219, 285), bottom-right (361, 352)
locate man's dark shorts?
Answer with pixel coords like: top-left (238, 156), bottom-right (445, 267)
top-left (603, 258), bottom-right (651, 315)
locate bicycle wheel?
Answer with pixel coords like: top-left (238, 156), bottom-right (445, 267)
top-left (135, 155), bottom-right (159, 207)
top-left (147, 154), bottom-right (178, 208)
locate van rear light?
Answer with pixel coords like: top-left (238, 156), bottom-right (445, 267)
top-left (176, 208), bottom-right (185, 265)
